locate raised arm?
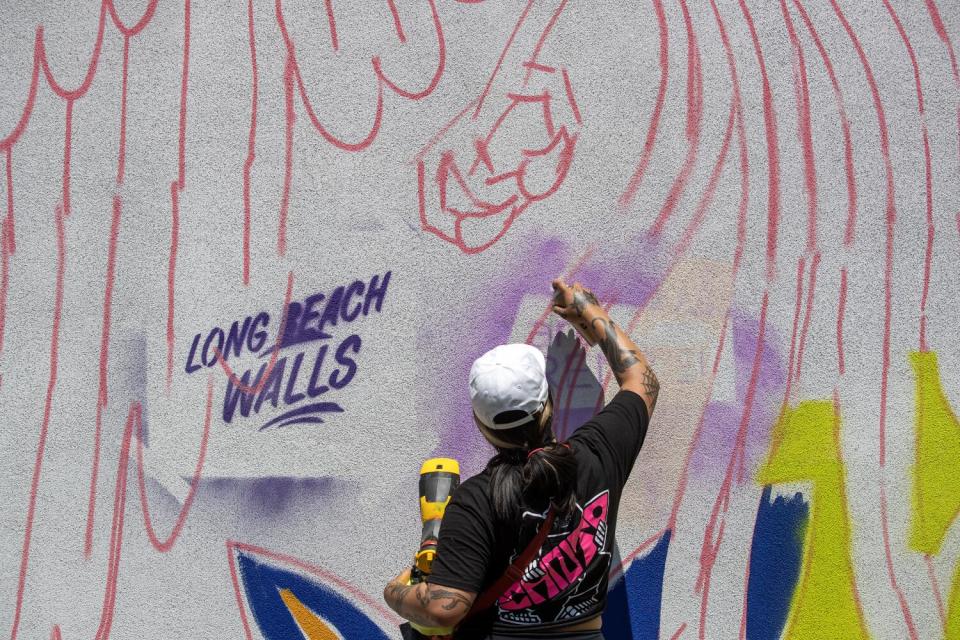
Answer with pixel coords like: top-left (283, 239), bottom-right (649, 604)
top-left (551, 279), bottom-right (660, 416)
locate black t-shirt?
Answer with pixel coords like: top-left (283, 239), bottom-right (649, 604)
top-left (427, 390), bottom-right (650, 638)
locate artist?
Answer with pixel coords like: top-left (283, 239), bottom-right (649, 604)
top-left (384, 279), bottom-right (659, 639)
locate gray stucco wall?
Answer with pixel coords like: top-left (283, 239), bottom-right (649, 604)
top-left (1, 0), bottom-right (958, 638)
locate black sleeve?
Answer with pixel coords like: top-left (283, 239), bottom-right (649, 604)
top-left (425, 482), bottom-right (494, 593)
top-left (568, 389), bottom-right (650, 490)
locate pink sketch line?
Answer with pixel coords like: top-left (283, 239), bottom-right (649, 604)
top-left (242, 0), bottom-right (258, 285)
top-left (619, 0), bottom-right (669, 210)
top-left (882, 0), bottom-right (947, 616)
top-left (166, 182), bottom-right (180, 392)
top-left (791, 0), bottom-right (858, 247)
top-left (386, 0), bottom-right (406, 43)
top-left (789, 0), bottom-right (861, 379)
top-left (736, 0), bottom-right (781, 283)
top-left (524, 242), bottom-right (597, 346)
top-left (794, 251), bottom-right (820, 383)
top-left (880, 0), bottom-right (935, 353)
top-left (822, 0), bottom-right (917, 634)
top-left (925, 553), bottom-right (947, 624)
top-left (165, 0), bottom-right (191, 392)
top-left (36, 1), bottom-right (108, 215)
top-left (373, 0), bottom-right (445, 101)
top-left (780, 0), bottom-right (818, 254)
top-left (648, 0), bottom-right (704, 238)
top-left (9, 206), bottom-right (66, 640)
top-left (83, 196), bottom-right (124, 558)
top-left (274, 0), bottom-right (385, 152)
top-left (614, 0), bottom-right (753, 567)
top-left (47, 401), bottom-right (145, 640)
top-left (108, 0), bottom-right (158, 185)
top-left (695, 291), bottom-right (770, 640)
top-left (473, 0), bottom-right (536, 119)
top-left (783, 256), bottom-right (807, 407)
top-left (278, 55), bottom-right (295, 257)
top-left (922, 0), bottom-right (960, 166)
top-left (214, 271), bottom-right (294, 395)
top-left (136, 377), bottom-right (212, 552)
top-left (0, 31), bottom-right (41, 153)
top-left (4, 148), bottom-right (14, 252)
top-left (600, 0), bottom-right (748, 398)
top-left (0, 221), bottom-right (8, 362)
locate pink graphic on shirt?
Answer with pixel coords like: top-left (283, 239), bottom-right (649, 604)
top-left (498, 491), bottom-right (609, 611)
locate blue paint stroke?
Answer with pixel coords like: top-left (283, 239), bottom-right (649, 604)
top-left (236, 550), bottom-right (391, 640)
top-left (603, 529), bottom-right (671, 640)
top-left (258, 402), bottom-right (344, 431)
top-left (266, 416), bottom-right (327, 430)
top-left (745, 486), bottom-right (809, 640)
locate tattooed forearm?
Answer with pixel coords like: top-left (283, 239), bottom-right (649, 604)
top-left (566, 289), bottom-right (600, 340)
top-left (385, 581), bottom-right (441, 627)
top-left (385, 581), bottom-right (412, 604)
top-left (591, 316), bottom-right (642, 376)
top-left (384, 580), bottom-right (475, 628)
top-left (430, 587), bottom-right (473, 612)
top-left (553, 278), bottom-right (659, 415)
top-left (590, 314), bottom-right (660, 414)
top-left (642, 368), bottom-right (660, 411)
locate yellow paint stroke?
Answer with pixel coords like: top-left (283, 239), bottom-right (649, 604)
top-left (907, 351), bottom-right (960, 555)
top-left (908, 352), bottom-right (960, 637)
top-left (278, 588), bottom-right (341, 640)
top-left (757, 400), bottom-right (869, 639)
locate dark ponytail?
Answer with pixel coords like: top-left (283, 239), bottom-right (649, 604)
top-left (484, 409), bottom-right (578, 524)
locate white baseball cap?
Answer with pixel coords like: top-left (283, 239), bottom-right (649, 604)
top-left (469, 344), bottom-right (549, 430)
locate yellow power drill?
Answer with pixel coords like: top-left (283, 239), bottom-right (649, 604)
top-left (407, 457), bottom-right (460, 638)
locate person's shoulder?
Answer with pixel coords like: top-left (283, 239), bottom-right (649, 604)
top-left (604, 388), bottom-right (648, 415)
top-left (451, 468), bottom-right (493, 503)
top-left (446, 468), bottom-right (495, 524)
top-left (570, 389), bottom-right (647, 435)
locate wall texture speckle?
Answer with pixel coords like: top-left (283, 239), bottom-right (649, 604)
top-left (1, 1), bottom-right (958, 638)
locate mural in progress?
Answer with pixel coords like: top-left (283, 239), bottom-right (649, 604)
top-left (0, 0), bottom-right (957, 638)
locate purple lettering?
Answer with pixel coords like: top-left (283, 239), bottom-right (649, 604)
top-left (223, 316), bottom-right (252, 361)
top-left (300, 293), bottom-right (325, 341)
top-left (201, 327), bottom-right (225, 367)
top-left (307, 344), bottom-right (330, 397)
top-left (223, 362), bottom-right (268, 423)
top-left (329, 335), bottom-right (360, 389)
top-left (254, 357), bottom-right (286, 413)
top-left (282, 301), bottom-right (302, 348)
top-left (185, 332), bottom-right (202, 374)
top-left (248, 312), bottom-right (270, 352)
top-left (317, 286), bottom-right (344, 335)
top-left (283, 352), bottom-right (306, 405)
top-left (342, 280), bottom-right (365, 321)
top-left (362, 271), bottom-right (391, 316)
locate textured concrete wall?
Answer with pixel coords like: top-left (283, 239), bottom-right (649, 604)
top-left (1, 1), bottom-right (958, 638)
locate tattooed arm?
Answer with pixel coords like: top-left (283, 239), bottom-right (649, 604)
top-left (552, 279), bottom-right (660, 416)
top-left (384, 568), bottom-right (476, 629)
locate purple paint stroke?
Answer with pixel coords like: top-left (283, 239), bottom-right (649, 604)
top-left (195, 476), bottom-right (341, 523)
top-left (685, 310), bottom-right (786, 478)
top-left (424, 231), bottom-right (665, 476)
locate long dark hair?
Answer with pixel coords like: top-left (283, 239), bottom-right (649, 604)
top-left (483, 402), bottom-right (578, 524)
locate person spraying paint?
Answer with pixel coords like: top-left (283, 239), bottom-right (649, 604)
top-left (384, 279), bottom-right (659, 639)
